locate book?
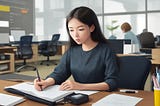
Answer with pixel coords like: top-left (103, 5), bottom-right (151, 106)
top-left (92, 93), bottom-right (143, 106)
top-left (4, 82), bottom-right (74, 105)
top-left (0, 93), bottom-right (25, 106)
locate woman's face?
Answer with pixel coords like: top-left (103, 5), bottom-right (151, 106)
top-left (68, 18), bottom-right (94, 45)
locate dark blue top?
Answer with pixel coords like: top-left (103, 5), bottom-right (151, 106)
top-left (47, 42), bottom-right (118, 91)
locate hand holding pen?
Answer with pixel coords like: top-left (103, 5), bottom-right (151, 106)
top-left (35, 68), bottom-right (43, 91)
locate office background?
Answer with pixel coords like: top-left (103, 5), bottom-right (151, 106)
top-left (35, 0), bottom-right (160, 41)
top-left (0, 0), bottom-right (159, 92)
top-left (0, 0), bottom-right (33, 34)
top-left (0, 0), bottom-right (160, 41)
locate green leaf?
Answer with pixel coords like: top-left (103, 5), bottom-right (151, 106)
top-left (112, 20), bottom-right (118, 24)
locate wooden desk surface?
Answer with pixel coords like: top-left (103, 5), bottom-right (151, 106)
top-left (0, 46), bottom-right (16, 53)
top-left (0, 80), bottom-right (154, 106)
top-left (0, 46), bottom-right (16, 50)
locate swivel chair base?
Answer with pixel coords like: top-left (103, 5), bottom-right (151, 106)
top-left (40, 60), bottom-right (57, 66)
top-left (16, 65), bottom-right (36, 72)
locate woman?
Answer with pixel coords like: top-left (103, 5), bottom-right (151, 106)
top-left (34, 6), bottom-right (118, 91)
top-left (121, 22), bottom-right (140, 52)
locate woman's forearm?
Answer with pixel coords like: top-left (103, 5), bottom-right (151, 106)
top-left (79, 82), bottom-right (109, 91)
top-left (45, 78), bottom-right (55, 86)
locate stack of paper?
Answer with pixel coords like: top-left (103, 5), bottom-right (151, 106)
top-left (0, 93), bottom-right (25, 106)
top-left (92, 93), bottom-right (143, 106)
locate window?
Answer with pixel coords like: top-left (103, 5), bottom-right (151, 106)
top-left (148, 13), bottom-right (160, 36)
top-left (148, 0), bottom-right (160, 10)
top-left (104, 0), bottom-right (145, 13)
top-left (35, 0), bottom-right (160, 40)
top-left (104, 14), bottom-right (145, 39)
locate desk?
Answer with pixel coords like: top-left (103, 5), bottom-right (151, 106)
top-left (152, 48), bottom-right (160, 65)
top-left (0, 46), bottom-right (16, 53)
top-left (0, 80), bottom-right (154, 106)
top-left (151, 48), bottom-right (160, 76)
top-left (0, 46), bottom-right (16, 73)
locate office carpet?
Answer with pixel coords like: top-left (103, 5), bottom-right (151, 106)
top-left (0, 73), bottom-right (36, 81)
top-left (15, 55), bottom-right (61, 79)
top-left (0, 55), bottom-right (60, 82)
top-left (15, 62), bottom-right (57, 79)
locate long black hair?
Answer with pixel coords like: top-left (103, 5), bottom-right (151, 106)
top-left (66, 6), bottom-right (107, 46)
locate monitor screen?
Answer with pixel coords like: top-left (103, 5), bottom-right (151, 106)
top-left (108, 39), bottom-right (131, 54)
top-left (0, 33), bottom-right (10, 45)
top-left (10, 30), bottom-right (25, 41)
top-left (108, 39), bottom-right (124, 54)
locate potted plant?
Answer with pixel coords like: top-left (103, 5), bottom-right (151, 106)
top-left (107, 20), bottom-right (119, 39)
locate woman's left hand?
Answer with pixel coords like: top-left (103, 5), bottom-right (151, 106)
top-left (59, 80), bottom-right (81, 90)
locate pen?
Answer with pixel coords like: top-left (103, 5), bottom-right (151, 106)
top-left (36, 68), bottom-right (43, 91)
top-left (120, 89), bottom-right (138, 93)
top-left (123, 91), bottom-right (136, 93)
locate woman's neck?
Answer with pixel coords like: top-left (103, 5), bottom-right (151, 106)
top-left (82, 40), bottom-right (98, 51)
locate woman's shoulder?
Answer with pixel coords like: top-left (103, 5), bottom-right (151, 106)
top-left (126, 31), bottom-right (135, 36)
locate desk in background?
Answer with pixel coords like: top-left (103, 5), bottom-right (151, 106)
top-left (151, 48), bottom-right (160, 75)
top-left (0, 80), bottom-right (154, 106)
top-left (0, 46), bottom-right (16, 53)
top-left (0, 46), bottom-right (16, 74)
top-left (0, 41), bottom-right (69, 73)
top-left (152, 48), bottom-right (160, 65)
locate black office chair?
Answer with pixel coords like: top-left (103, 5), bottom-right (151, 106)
top-left (155, 35), bottom-right (160, 46)
top-left (16, 35), bottom-right (36, 72)
top-left (117, 56), bottom-right (151, 90)
top-left (138, 32), bottom-right (155, 54)
top-left (38, 34), bottom-right (60, 66)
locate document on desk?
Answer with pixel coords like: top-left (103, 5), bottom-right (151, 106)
top-left (4, 82), bottom-right (74, 103)
top-left (4, 82), bottom-right (98, 104)
top-left (92, 93), bottom-right (143, 106)
top-left (0, 93), bottom-right (25, 106)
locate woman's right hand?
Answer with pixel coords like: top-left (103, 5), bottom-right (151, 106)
top-left (34, 78), bottom-right (48, 91)
top-left (34, 78), bottom-right (55, 91)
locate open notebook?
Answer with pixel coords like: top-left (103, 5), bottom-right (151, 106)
top-left (4, 82), bottom-right (74, 105)
top-left (4, 82), bottom-right (98, 105)
top-left (0, 93), bottom-right (25, 106)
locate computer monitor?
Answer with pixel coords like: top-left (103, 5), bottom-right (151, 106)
top-left (108, 39), bottom-right (132, 54)
top-left (10, 30), bottom-right (25, 41)
top-left (0, 33), bottom-right (10, 46)
top-left (123, 39), bottom-right (133, 54)
top-left (108, 39), bottom-right (124, 54)
top-left (9, 35), bottom-right (15, 42)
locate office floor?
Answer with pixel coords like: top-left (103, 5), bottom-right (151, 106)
top-left (15, 55), bottom-right (61, 79)
top-left (15, 55), bottom-right (152, 91)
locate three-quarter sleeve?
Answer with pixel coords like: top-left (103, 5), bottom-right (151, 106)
top-left (104, 49), bottom-right (118, 91)
top-left (46, 50), bottom-right (71, 84)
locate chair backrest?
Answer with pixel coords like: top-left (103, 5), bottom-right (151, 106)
top-left (155, 35), bottom-right (160, 46)
top-left (20, 35), bottom-right (33, 47)
top-left (18, 35), bottom-right (33, 58)
top-left (138, 32), bottom-right (155, 48)
top-left (51, 34), bottom-right (60, 42)
top-left (47, 34), bottom-right (60, 54)
top-left (117, 56), bottom-right (151, 90)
